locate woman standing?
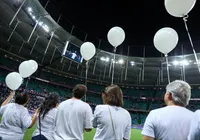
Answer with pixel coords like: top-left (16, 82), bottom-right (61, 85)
top-left (0, 91), bottom-right (38, 140)
top-left (32, 92), bottom-right (59, 140)
top-left (93, 85), bottom-right (132, 140)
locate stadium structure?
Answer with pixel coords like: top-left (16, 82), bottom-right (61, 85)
top-left (0, 0), bottom-right (200, 139)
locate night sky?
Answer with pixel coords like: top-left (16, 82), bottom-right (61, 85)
top-left (50, 0), bottom-right (200, 57)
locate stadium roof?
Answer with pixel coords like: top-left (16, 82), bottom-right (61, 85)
top-left (1, 0), bottom-right (200, 87)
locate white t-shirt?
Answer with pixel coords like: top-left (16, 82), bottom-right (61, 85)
top-left (0, 103), bottom-right (32, 140)
top-left (188, 110), bottom-right (200, 140)
top-left (93, 105), bottom-right (131, 140)
top-left (142, 106), bottom-right (193, 140)
top-left (54, 99), bottom-right (93, 140)
top-left (32, 108), bottom-right (57, 140)
top-left (71, 53), bottom-right (77, 59)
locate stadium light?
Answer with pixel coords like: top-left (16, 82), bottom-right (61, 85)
top-left (180, 60), bottom-right (189, 66)
top-left (27, 7), bottom-right (32, 12)
top-left (118, 59), bottom-right (124, 64)
top-left (100, 57), bottom-right (110, 62)
top-left (130, 61), bottom-right (135, 66)
top-left (173, 60), bottom-right (189, 66)
top-left (173, 60), bottom-right (179, 66)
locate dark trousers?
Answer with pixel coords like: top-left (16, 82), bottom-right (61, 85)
top-left (32, 135), bottom-right (48, 140)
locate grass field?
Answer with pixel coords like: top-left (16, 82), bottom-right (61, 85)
top-left (24, 126), bottom-right (142, 140)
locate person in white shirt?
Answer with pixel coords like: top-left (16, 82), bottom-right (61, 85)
top-left (0, 92), bottom-right (39, 140)
top-left (71, 51), bottom-right (77, 59)
top-left (54, 84), bottom-right (93, 140)
top-left (188, 110), bottom-right (200, 140)
top-left (93, 85), bottom-right (132, 140)
top-left (142, 80), bottom-right (193, 140)
top-left (32, 92), bottom-right (59, 140)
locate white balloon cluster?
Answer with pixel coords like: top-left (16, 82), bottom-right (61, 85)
top-left (5, 60), bottom-right (38, 90)
top-left (153, 0), bottom-right (196, 55)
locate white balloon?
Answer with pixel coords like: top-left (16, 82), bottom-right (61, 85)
top-left (80, 42), bottom-right (96, 61)
top-left (28, 60), bottom-right (38, 73)
top-left (165, 0), bottom-right (196, 17)
top-left (154, 27), bottom-right (179, 54)
top-left (19, 60), bottom-right (38, 78)
top-left (107, 27), bottom-right (125, 47)
top-left (5, 72), bottom-right (23, 90)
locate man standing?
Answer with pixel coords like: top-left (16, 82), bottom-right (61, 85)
top-left (142, 80), bottom-right (193, 140)
top-left (54, 84), bottom-right (93, 140)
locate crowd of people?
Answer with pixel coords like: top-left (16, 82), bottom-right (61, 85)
top-left (0, 80), bottom-right (199, 140)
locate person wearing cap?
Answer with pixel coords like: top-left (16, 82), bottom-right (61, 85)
top-left (142, 80), bottom-right (193, 140)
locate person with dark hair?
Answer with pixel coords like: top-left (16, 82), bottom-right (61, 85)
top-left (93, 85), bottom-right (132, 140)
top-left (54, 84), bottom-right (93, 140)
top-left (32, 92), bottom-right (59, 140)
top-left (0, 91), bottom-right (39, 140)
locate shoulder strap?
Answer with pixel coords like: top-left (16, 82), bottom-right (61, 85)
top-left (108, 106), bottom-right (117, 140)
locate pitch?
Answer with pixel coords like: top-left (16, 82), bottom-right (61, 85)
top-left (23, 126), bottom-right (142, 140)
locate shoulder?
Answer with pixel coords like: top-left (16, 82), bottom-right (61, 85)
top-left (194, 110), bottom-right (200, 115)
top-left (95, 105), bottom-right (107, 110)
top-left (149, 107), bottom-right (166, 114)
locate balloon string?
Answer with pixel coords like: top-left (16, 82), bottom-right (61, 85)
top-left (111, 48), bottom-right (116, 85)
top-left (85, 61), bottom-right (89, 102)
top-left (183, 15), bottom-right (200, 74)
top-left (165, 54), bottom-right (170, 84)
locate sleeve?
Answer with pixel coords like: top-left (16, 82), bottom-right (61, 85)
top-left (92, 106), bottom-right (100, 128)
top-left (123, 112), bottom-right (132, 140)
top-left (21, 108), bottom-right (32, 129)
top-left (141, 111), bottom-right (155, 138)
top-left (188, 111), bottom-right (200, 140)
top-left (84, 104), bottom-right (93, 129)
top-left (0, 104), bottom-right (9, 115)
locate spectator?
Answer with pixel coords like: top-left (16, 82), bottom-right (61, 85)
top-left (0, 92), bottom-right (39, 140)
top-left (188, 110), bottom-right (200, 140)
top-left (54, 84), bottom-right (93, 140)
top-left (93, 85), bottom-right (132, 140)
top-left (142, 80), bottom-right (193, 140)
top-left (32, 92), bottom-right (59, 140)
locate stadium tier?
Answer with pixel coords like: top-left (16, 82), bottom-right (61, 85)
top-left (0, 57), bottom-right (200, 126)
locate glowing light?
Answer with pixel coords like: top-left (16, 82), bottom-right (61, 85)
top-left (118, 59), bottom-right (124, 64)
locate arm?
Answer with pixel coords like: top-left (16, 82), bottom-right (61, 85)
top-left (141, 111), bottom-right (155, 140)
top-left (21, 108), bottom-right (39, 129)
top-left (1, 91), bottom-right (15, 106)
top-left (92, 106), bottom-right (99, 128)
top-left (142, 136), bottom-right (154, 140)
top-left (123, 113), bottom-right (132, 140)
top-left (28, 109), bottom-right (39, 128)
top-left (84, 105), bottom-right (93, 132)
top-left (188, 111), bottom-right (200, 140)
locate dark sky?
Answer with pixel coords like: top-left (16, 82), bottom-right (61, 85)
top-left (49, 0), bottom-right (200, 57)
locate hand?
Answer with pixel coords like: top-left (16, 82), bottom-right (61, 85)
top-left (35, 108), bottom-right (40, 114)
top-left (10, 91), bottom-right (15, 96)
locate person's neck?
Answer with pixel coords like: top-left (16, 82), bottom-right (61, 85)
top-left (71, 97), bottom-right (80, 100)
top-left (167, 101), bottom-right (183, 107)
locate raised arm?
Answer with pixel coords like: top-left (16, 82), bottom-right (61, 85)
top-left (1, 91), bottom-right (15, 106)
top-left (28, 109), bottom-right (39, 128)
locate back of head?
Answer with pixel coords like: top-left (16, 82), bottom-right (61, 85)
top-left (103, 85), bottom-right (123, 107)
top-left (166, 80), bottom-right (191, 107)
top-left (15, 92), bottom-right (29, 105)
top-left (73, 84), bottom-right (87, 99)
top-left (40, 92), bottom-right (59, 118)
